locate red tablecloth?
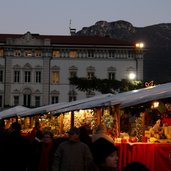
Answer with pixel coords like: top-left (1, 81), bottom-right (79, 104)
top-left (116, 143), bottom-right (171, 171)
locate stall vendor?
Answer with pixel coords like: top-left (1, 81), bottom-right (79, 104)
top-left (150, 119), bottom-right (165, 139)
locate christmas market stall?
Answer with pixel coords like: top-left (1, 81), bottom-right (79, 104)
top-left (109, 82), bottom-right (171, 171)
top-left (0, 94), bottom-right (116, 137)
top-left (1, 83), bottom-right (171, 171)
top-left (1, 83), bottom-right (171, 142)
top-left (0, 105), bottom-right (30, 119)
top-left (0, 106), bottom-right (31, 128)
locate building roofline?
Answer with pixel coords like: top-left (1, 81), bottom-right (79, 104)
top-left (0, 32), bottom-right (134, 46)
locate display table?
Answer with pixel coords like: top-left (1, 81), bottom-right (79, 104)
top-left (115, 142), bottom-right (171, 171)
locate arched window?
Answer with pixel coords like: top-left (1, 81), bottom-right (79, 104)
top-left (23, 88), bottom-right (32, 107)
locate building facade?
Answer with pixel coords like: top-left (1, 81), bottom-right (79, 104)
top-left (0, 32), bottom-right (144, 109)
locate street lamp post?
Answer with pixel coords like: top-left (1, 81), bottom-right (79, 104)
top-left (135, 42), bottom-right (144, 80)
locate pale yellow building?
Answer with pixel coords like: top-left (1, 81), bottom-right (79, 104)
top-left (0, 32), bottom-right (144, 110)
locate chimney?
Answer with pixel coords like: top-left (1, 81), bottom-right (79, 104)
top-left (70, 28), bottom-right (76, 36)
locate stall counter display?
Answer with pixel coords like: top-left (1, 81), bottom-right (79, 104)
top-left (18, 114), bottom-right (61, 137)
top-left (63, 109), bottom-right (95, 132)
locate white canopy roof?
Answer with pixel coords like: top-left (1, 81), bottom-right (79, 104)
top-left (53, 82), bottom-right (171, 114)
top-left (0, 106), bottom-right (30, 119)
top-left (19, 94), bottom-right (114, 117)
top-left (53, 93), bottom-right (114, 115)
top-left (111, 82), bottom-right (171, 108)
top-left (17, 102), bottom-right (67, 118)
top-left (1, 82), bottom-right (171, 118)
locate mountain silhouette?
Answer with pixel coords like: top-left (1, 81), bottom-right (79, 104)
top-left (76, 20), bottom-right (171, 84)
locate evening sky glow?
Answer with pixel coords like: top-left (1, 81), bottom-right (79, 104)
top-left (0, 0), bottom-right (170, 35)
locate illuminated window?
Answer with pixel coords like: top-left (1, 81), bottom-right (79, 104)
top-left (35, 50), bottom-right (42, 57)
top-left (24, 50), bottom-right (32, 57)
top-left (69, 50), bottom-right (77, 58)
top-left (53, 50), bottom-right (60, 57)
top-left (52, 71), bottom-right (59, 84)
top-left (0, 49), bottom-right (4, 57)
top-left (14, 50), bottom-right (21, 56)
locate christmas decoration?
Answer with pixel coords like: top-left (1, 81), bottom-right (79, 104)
top-left (101, 110), bottom-right (114, 130)
top-left (134, 113), bottom-right (143, 142)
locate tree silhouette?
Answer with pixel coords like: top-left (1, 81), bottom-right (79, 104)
top-left (69, 77), bottom-right (144, 94)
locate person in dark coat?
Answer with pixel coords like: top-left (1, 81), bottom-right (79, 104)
top-left (79, 125), bottom-right (92, 149)
top-left (28, 130), bottom-right (43, 171)
top-left (89, 137), bottom-right (119, 171)
top-left (0, 119), bottom-right (9, 171)
top-left (52, 127), bottom-right (93, 171)
top-left (6, 122), bottom-right (31, 171)
top-left (29, 130), bottom-right (57, 171)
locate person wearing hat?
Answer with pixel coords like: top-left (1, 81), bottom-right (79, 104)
top-left (52, 127), bottom-right (93, 171)
top-left (89, 137), bottom-right (119, 171)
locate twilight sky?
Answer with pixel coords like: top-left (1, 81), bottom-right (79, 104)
top-left (0, 0), bottom-right (170, 35)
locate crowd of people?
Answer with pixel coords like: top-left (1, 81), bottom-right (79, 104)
top-left (0, 119), bottom-right (150, 171)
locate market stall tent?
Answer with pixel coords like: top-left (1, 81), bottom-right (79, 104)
top-left (17, 94), bottom-right (114, 118)
top-left (17, 102), bottom-right (67, 118)
top-left (1, 82), bottom-right (171, 119)
top-left (110, 82), bottom-right (171, 108)
top-left (46, 82), bottom-right (171, 134)
top-left (0, 94), bottom-right (114, 119)
top-left (52, 82), bottom-right (171, 115)
top-left (0, 106), bottom-right (30, 119)
top-left (52, 93), bottom-right (115, 115)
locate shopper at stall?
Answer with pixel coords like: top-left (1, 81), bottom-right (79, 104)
top-left (89, 137), bottom-right (119, 171)
top-left (92, 123), bottom-right (114, 143)
top-left (28, 130), bottom-right (43, 171)
top-left (29, 120), bottom-right (43, 142)
top-left (29, 131), bottom-right (56, 171)
top-left (52, 127), bottom-right (93, 171)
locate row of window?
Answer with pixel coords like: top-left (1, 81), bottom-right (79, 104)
top-left (0, 92), bottom-right (91, 108)
top-left (0, 70), bottom-right (116, 84)
top-left (15, 71), bottom-right (41, 83)
top-left (0, 95), bottom-right (59, 108)
top-left (0, 70), bottom-right (42, 83)
top-left (0, 48), bottom-right (140, 59)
